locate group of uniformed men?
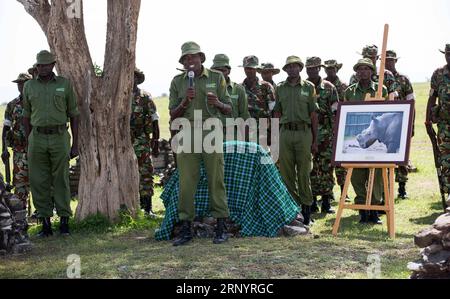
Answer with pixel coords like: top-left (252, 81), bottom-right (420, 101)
top-left (3, 42), bottom-right (449, 245)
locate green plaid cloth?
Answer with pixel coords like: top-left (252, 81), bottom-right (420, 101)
top-left (155, 141), bottom-right (300, 241)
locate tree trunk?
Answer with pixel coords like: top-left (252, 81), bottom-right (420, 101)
top-left (17, 0), bottom-right (141, 222)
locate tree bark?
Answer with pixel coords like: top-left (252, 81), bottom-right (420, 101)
top-left (17, 0), bottom-right (141, 222)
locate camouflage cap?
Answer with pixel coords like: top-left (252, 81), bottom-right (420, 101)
top-left (353, 58), bottom-right (375, 72)
top-left (134, 68), bottom-right (145, 85)
top-left (211, 54), bottom-right (231, 69)
top-left (323, 59), bottom-right (343, 71)
top-left (282, 55), bottom-right (304, 71)
top-left (439, 44), bottom-right (450, 54)
top-left (360, 45), bottom-right (379, 58)
top-left (386, 50), bottom-right (399, 60)
top-left (305, 56), bottom-right (323, 68)
top-left (36, 50), bottom-right (56, 65)
top-left (257, 63), bottom-right (280, 75)
top-left (12, 73), bottom-right (32, 83)
top-left (179, 41), bottom-right (206, 64)
top-left (239, 55), bottom-right (259, 68)
top-left (28, 64), bottom-right (37, 74)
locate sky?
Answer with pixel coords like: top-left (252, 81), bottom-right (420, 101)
top-left (0, 0), bottom-right (449, 103)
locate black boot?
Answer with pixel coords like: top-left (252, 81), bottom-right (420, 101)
top-left (141, 196), bottom-right (156, 218)
top-left (341, 185), bottom-right (351, 202)
top-left (301, 205), bottom-right (312, 226)
top-left (213, 218), bottom-right (229, 244)
top-left (359, 210), bottom-right (368, 224)
top-left (37, 217), bottom-right (53, 237)
top-left (368, 211), bottom-right (382, 225)
top-left (321, 195), bottom-right (335, 214)
top-left (59, 216), bottom-right (70, 236)
top-left (311, 197), bottom-right (319, 213)
top-left (173, 221), bottom-right (193, 246)
top-left (397, 182), bottom-right (408, 199)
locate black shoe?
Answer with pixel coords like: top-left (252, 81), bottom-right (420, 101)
top-left (173, 221), bottom-right (193, 246)
top-left (301, 205), bottom-right (312, 226)
top-left (141, 196), bottom-right (157, 218)
top-left (359, 210), bottom-right (368, 224)
top-left (321, 195), bottom-right (335, 214)
top-left (59, 216), bottom-right (70, 236)
top-left (397, 182), bottom-right (408, 199)
top-left (368, 211), bottom-right (382, 225)
top-left (37, 217), bottom-right (53, 237)
top-left (340, 185), bottom-right (351, 202)
top-left (311, 197), bottom-right (319, 213)
top-left (213, 218), bottom-right (229, 244)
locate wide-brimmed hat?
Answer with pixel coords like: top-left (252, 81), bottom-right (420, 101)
top-left (359, 45), bottom-right (379, 58)
top-left (211, 54), bottom-right (231, 69)
top-left (239, 55), bottom-right (260, 68)
top-left (305, 56), bottom-right (323, 68)
top-left (439, 44), bottom-right (450, 54)
top-left (385, 50), bottom-right (399, 61)
top-left (134, 68), bottom-right (145, 85)
top-left (28, 64), bottom-right (37, 75)
top-left (179, 41), bottom-right (206, 64)
top-left (282, 55), bottom-right (304, 71)
top-left (36, 50), bottom-right (56, 65)
top-left (353, 58), bottom-right (376, 72)
top-left (12, 73), bottom-right (32, 83)
top-left (257, 62), bottom-right (280, 75)
top-left (323, 59), bottom-right (343, 71)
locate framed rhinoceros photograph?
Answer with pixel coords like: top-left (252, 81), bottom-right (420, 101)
top-left (332, 101), bottom-right (415, 165)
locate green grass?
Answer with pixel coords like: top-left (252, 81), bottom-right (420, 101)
top-left (0, 82), bottom-right (444, 279)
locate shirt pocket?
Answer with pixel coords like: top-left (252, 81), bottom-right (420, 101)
top-left (54, 91), bottom-right (67, 112)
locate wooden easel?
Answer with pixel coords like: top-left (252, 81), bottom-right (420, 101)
top-left (332, 24), bottom-right (397, 238)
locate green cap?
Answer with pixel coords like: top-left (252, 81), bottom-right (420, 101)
top-left (257, 63), bottom-right (280, 75)
top-left (386, 50), bottom-right (399, 60)
top-left (211, 54), bottom-right (231, 69)
top-left (36, 50), bottom-right (56, 65)
top-left (282, 55), bottom-right (304, 71)
top-left (361, 45), bottom-right (378, 58)
top-left (439, 44), bottom-right (450, 54)
top-left (28, 64), bottom-right (37, 74)
top-left (353, 58), bottom-right (375, 72)
top-left (239, 55), bottom-right (259, 68)
top-left (323, 59), bottom-right (343, 71)
top-left (12, 73), bottom-right (32, 83)
top-left (305, 56), bottom-right (323, 68)
top-left (134, 68), bottom-right (145, 85)
top-left (179, 41), bottom-right (205, 64)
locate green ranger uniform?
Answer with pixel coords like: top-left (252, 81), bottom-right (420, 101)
top-left (169, 63), bottom-right (231, 222)
top-left (23, 71), bottom-right (79, 218)
top-left (430, 44), bottom-right (450, 194)
top-left (274, 56), bottom-right (318, 206)
top-left (344, 80), bottom-right (388, 205)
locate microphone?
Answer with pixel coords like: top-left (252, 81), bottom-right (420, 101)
top-left (188, 65), bottom-right (195, 88)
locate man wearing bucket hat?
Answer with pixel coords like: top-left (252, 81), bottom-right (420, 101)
top-left (131, 68), bottom-right (160, 217)
top-left (344, 58), bottom-right (388, 224)
top-left (324, 59), bottom-right (349, 199)
top-left (28, 65), bottom-right (38, 79)
top-left (257, 62), bottom-right (280, 90)
top-left (273, 55), bottom-right (318, 225)
top-left (426, 44), bottom-right (450, 207)
top-left (385, 50), bottom-right (415, 199)
top-left (169, 41), bottom-right (232, 246)
top-left (305, 57), bottom-right (338, 214)
top-left (23, 50), bottom-right (80, 237)
top-left (211, 54), bottom-right (250, 139)
top-left (2, 73), bottom-right (33, 213)
top-left (349, 45), bottom-right (398, 98)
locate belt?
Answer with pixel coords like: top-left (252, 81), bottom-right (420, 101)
top-left (36, 125), bottom-right (67, 135)
top-left (282, 122), bottom-right (310, 131)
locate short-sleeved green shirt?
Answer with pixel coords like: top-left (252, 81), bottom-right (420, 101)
top-left (228, 81), bottom-right (250, 120)
top-left (344, 81), bottom-right (388, 102)
top-left (23, 74), bottom-right (80, 127)
top-left (169, 67), bottom-right (231, 121)
top-left (274, 79), bottom-right (318, 124)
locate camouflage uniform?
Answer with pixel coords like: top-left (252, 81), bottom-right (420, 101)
top-left (4, 95), bottom-right (30, 209)
top-left (130, 89), bottom-right (159, 202)
top-left (430, 61), bottom-right (450, 194)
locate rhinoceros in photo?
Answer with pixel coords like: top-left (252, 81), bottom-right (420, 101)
top-left (356, 113), bottom-right (403, 153)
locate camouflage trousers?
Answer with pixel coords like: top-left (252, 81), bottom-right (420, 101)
top-left (395, 165), bottom-right (409, 183)
top-left (439, 141), bottom-right (450, 194)
top-left (133, 136), bottom-right (154, 198)
top-left (311, 145), bottom-right (335, 197)
top-left (12, 151), bottom-right (30, 208)
top-left (335, 167), bottom-right (348, 186)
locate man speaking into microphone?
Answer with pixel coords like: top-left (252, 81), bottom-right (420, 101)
top-left (169, 41), bottom-right (232, 246)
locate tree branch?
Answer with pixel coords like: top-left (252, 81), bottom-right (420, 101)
top-left (17, 0), bottom-right (51, 36)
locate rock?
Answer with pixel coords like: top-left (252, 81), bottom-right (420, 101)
top-left (193, 223), bottom-right (215, 238)
top-left (442, 232), bottom-right (450, 249)
top-left (407, 261), bottom-right (423, 272)
top-left (423, 250), bottom-right (450, 264)
top-left (420, 244), bottom-right (443, 256)
top-left (289, 220), bottom-right (305, 227)
top-left (203, 217), bottom-right (216, 226)
top-left (433, 213), bottom-right (450, 231)
top-left (446, 197), bottom-right (450, 207)
top-left (295, 213), bottom-right (304, 223)
top-left (414, 227), bottom-right (444, 248)
top-left (282, 225), bottom-right (309, 237)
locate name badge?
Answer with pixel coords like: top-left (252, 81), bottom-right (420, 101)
top-left (231, 95), bottom-right (239, 99)
top-left (206, 83), bottom-right (216, 89)
top-left (56, 88), bottom-right (65, 92)
top-left (301, 90), bottom-right (310, 97)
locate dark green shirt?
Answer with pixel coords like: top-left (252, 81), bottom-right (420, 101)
top-left (23, 74), bottom-right (80, 127)
top-left (228, 81), bottom-right (250, 120)
top-left (344, 81), bottom-right (388, 102)
top-left (169, 67), bottom-right (231, 121)
top-left (274, 79), bottom-right (318, 124)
